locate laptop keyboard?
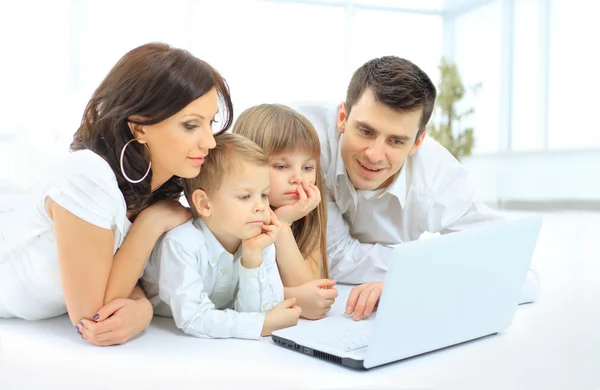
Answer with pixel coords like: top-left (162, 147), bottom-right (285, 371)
top-left (309, 316), bottom-right (374, 352)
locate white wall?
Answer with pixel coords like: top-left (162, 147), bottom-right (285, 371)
top-left (464, 151), bottom-right (600, 204)
top-left (0, 0), bottom-right (443, 194)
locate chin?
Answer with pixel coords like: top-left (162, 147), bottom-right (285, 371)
top-left (353, 176), bottom-right (385, 191)
top-left (242, 227), bottom-right (263, 239)
top-left (178, 166), bottom-right (202, 179)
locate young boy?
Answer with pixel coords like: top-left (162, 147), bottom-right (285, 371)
top-left (141, 133), bottom-right (302, 340)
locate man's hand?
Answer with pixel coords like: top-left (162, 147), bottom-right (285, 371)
top-left (345, 282), bottom-right (383, 321)
top-left (273, 182), bottom-right (321, 226)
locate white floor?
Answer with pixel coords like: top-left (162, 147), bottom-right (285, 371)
top-left (1, 202), bottom-right (599, 389)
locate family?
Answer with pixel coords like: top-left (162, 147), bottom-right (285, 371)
top-left (0, 43), bottom-right (540, 346)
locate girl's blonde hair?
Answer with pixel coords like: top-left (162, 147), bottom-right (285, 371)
top-left (233, 104), bottom-right (328, 279)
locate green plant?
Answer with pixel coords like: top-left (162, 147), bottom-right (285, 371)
top-left (428, 57), bottom-right (479, 161)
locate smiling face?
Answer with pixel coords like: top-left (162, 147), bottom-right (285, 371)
top-left (267, 151), bottom-right (317, 208)
top-left (131, 87), bottom-right (220, 189)
top-left (338, 88), bottom-right (426, 191)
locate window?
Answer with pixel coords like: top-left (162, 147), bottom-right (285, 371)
top-left (349, 9), bottom-right (442, 87)
top-left (511, 0), bottom-right (544, 151)
top-left (454, 0), bottom-right (502, 154)
top-left (189, 0), bottom-right (346, 114)
top-left (547, 0), bottom-right (600, 149)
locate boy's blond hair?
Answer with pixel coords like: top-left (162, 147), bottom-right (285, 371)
top-left (183, 132), bottom-right (268, 217)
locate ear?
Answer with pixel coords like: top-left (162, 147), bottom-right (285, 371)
top-left (127, 115), bottom-right (149, 143)
top-left (337, 102), bottom-right (348, 134)
top-left (408, 129), bottom-right (427, 157)
top-left (191, 188), bottom-right (212, 217)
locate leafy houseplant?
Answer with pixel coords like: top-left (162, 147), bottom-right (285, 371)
top-left (428, 57), bottom-right (479, 161)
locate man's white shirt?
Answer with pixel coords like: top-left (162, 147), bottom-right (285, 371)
top-left (141, 218), bottom-right (284, 340)
top-left (290, 102), bottom-right (540, 304)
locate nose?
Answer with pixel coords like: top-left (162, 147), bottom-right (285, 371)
top-left (199, 126), bottom-right (217, 150)
top-left (289, 168), bottom-right (303, 185)
top-left (253, 197), bottom-right (266, 214)
top-left (205, 132), bottom-right (217, 150)
top-left (365, 139), bottom-right (385, 163)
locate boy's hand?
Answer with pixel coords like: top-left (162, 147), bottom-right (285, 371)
top-left (261, 298), bottom-right (302, 336)
top-left (274, 182), bottom-right (321, 226)
top-left (242, 209), bottom-right (282, 268)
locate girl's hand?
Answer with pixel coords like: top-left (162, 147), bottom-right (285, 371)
top-left (274, 182), bottom-right (321, 226)
top-left (288, 279), bottom-right (338, 320)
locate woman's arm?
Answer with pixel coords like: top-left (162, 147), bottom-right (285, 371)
top-left (103, 199), bottom-right (191, 304)
top-left (51, 199), bottom-right (116, 325)
top-left (51, 198), bottom-right (189, 325)
top-left (102, 211), bottom-right (163, 304)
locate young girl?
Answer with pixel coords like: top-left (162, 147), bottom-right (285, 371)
top-left (233, 104), bottom-right (337, 320)
top-left (0, 43), bottom-right (233, 346)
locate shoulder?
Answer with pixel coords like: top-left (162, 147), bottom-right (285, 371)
top-left (409, 136), bottom-right (474, 197)
top-left (162, 219), bottom-right (206, 252)
top-left (157, 218), bottom-right (207, 256)
top-left (45, 150), bottom-right (124, 229)
top-left (61, 149), bottom-right (115, 178)
top-left (51, 149), bottom-right (120, 195)
top-left (288, 101), bottom-right (340, 173)
top-left (287, 101), bottom-right (338, 139)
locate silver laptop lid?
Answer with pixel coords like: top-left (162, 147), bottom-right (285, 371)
top-left (364, 217), bottom-right (542, 368)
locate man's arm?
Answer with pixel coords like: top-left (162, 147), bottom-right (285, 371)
top-left (326, 200), bottom-right (395, 284)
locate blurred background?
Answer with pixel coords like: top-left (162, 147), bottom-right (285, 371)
top-left (0, 0), bottom-right (599, 211)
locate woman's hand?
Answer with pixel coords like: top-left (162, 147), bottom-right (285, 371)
top-left (138, 199), bottom-right (192, 234)
top-left (76, 297), bottom-right (153, 346)
top-left (274, 182), bottom-right (321, 226)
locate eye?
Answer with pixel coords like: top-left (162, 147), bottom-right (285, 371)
top-left (273, 164), bottom-right (286, 170)
top-left (239, 194), bottom-right (250, 200)
top-left (184, 122), bottom-right (198, 130)
top-left (303, 166), bottom-right (315, 172)
top-left (359, 128), bottom-right (372, 136)
top-left (391, 139), bottom-right (404, 146)
top-left (261, 193), bottom-right (269, 199)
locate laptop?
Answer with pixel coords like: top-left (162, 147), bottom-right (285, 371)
top-left (271, 217), bottom-right (542, 370)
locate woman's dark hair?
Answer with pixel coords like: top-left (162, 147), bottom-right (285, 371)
top-left (71, 42), bottom-right (233, 215)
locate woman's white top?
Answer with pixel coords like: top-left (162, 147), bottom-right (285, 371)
top-left (0, 150), bottom-right (131, 320)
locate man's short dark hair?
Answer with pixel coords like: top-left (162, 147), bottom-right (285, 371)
top-left (345, 56), bottom-right (437, 140)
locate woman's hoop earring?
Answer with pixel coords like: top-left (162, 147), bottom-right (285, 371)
top-left (120, 139), bottom-right (152, 184)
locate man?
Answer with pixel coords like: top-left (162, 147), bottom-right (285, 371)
top-left (291, 56), bottom-right (540, 321)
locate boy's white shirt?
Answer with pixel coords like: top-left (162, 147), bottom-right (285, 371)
top-left (289, 102), bottom-right (540, 304)
top-left (142, 218), bottom-right (284, 340)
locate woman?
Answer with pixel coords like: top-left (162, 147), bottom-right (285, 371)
top-left (0, 42), bottom-right (233, 346)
